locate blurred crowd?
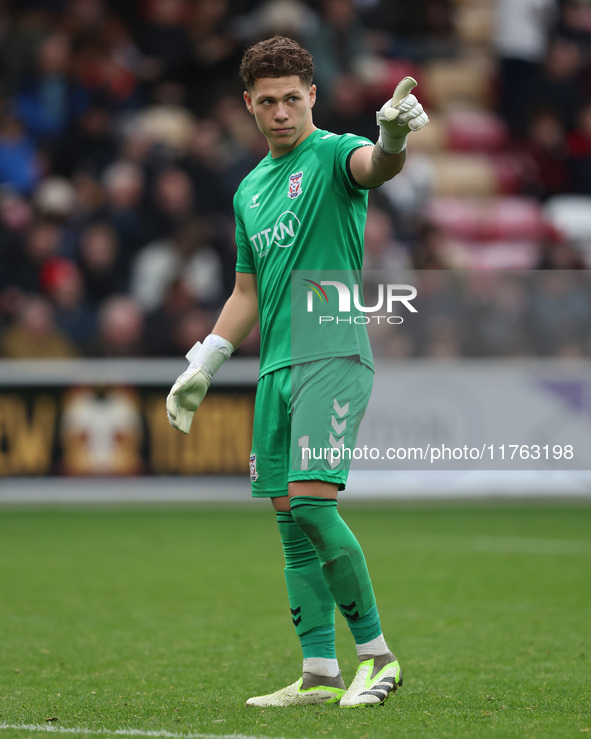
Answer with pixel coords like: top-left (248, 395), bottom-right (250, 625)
top-left (0, 0), bottom-right (590, 360)
top-left (367, 269), bottom-right (591, 358)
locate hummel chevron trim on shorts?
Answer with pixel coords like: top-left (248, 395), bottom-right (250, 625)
top-left (246, 675), bottom-right (346, 707)
top-left (340, 655), bottom-right (402, 707)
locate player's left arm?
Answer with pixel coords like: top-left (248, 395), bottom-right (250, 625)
top-left (349, 76), bottom-right (428, 189)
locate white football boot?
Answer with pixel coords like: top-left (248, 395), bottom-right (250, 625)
top-left (340, 652), bottom-right (402, 707)
top-left (246, 672), bottom-right (346, 707)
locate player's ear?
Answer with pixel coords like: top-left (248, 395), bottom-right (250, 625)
top-left (309, 84), bottom-right (317, 109)
top-left (244, 91), bottom-right (254, 115)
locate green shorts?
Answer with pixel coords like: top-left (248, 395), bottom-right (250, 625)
top-left (249, 356), bottom-right (373, 497)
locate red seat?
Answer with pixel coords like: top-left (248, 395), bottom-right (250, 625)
top-left (446, 110), bottom-right (509, 152)
top-left (487, 198), bottom-right (545, 241)
top-left (489, 153), bottom-right (524, 195)
top-left (467, 240), bottom-right (540, 269)
top-left (427, 196), bottom-right (545, 242)
top-left (426, 197), bottom-right (479, 240)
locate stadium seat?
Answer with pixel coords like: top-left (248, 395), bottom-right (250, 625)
top-left (371, 59), bottom-right (424, 103)
top-left (446, 110), bottom-right (509, 152)
top-left (426, 197), bottom-right (482, 240)
top-left (467, 240), bottom-right (540, 269)
top-left (437, 238), bottom-right (539, 269)
top-left (430, 153), bottom-right (497, 197)
top-left (543, 195), bottom-right (591, 241)
top-left (453, 0), bottom-right (497, 46)
top-left (421, 57), bottom-right (495, 110)
top-left (427, 196), bottom-right (545, 242)
top-left (486, 197), bottom-right (545, 240)
top-left (409, 113), bottom-right (447, 153)
top-left (489, 153), bottom-right (524, 195)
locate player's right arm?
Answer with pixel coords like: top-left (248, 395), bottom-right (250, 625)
top-left (210, 271), bottom-right (259, 349)
top-left (166, 271), bottom-right (259, 434)
top-left (350, 76), bottom-right (428, 188)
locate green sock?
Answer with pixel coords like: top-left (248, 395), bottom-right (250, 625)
top-left (289, 497), bottom-right (382, 645)
top-left (276, 511), bottom-right (336, 659)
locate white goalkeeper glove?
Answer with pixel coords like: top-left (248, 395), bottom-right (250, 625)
top-left (166, 334), bottom-right (234, 435)
top-left (376, 76), bottom-right (429, 154)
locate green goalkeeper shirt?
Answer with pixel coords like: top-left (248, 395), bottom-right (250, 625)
top-left (234, 128), bottom-right (374, 378)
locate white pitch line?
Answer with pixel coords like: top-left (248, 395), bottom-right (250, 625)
top-left (0, 724), bottom-right (288, 739)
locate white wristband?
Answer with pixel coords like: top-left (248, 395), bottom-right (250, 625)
top-left (185, 334), bottom-right (233, 378)
top-left (203, 334), bottom-right (234, 353)
top-left (378, 130), bottom-right (407, 154)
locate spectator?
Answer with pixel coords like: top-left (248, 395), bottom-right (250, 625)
top-left (301, 0), bottom-right (373, 120)
top-left (567, 100), bottom-right (591, 194)
top-left (0, 1), bottom-right (589, 361)
top-left (188, 0), bottom-right (241, 114)
top-left (344, 0), bottom-right (455, 63)
top-left (143, 276), bottom-right (195, 356)
top-left (147, 166), bottom-right (195, 239)
top-left (182, 118), bottom-right (236, 217)
top-left (0, 108), bottom-right (41, 194)
top-left (76, 221), bottom-right (129, 306)
top-left (363, 205), bottom-right (412, 275)
top-left (143, 279), bottom-right (229, 358)
top-left (495, 0), bottom-right (558, 138)
top-left (90, 294), bottom-right (145, 356)
top-left (99, 160), bottom-right (150, 261)
top-left (167, 302), bottom-right (217, 358)
top-left (520, 108), bottom-right (572, 200)
top-left (73, 15), bottom-right (143, 111)
top-left (0, 191), bottom-right (34, 292)
top-left (524, 35), bottom-right (585, 135)
top-left (70, 170), bottom-right (106, 220)
top-left (40, 256), bottom-right (97, 347)
top-left (0, 294), bottom-right (79, 358)
top-left (0, 8), bottom-right (49, 97)
top-left (33, 176), bottom-right (77, 222)
top-left (10, 218), bottom-right (64, 294)
top-left (537, 235), bottom-right (587, 269)
top-left (556, 0), bottom-right (591, 54)
top-left (133, 0), bottom-right (196, 86)
top-left (411, 223), bottom-right (458, 270)
top-left (322, 74), bottom-right (376, 140)
top-left (209, 97), bottom-right (268, 195)
top-left (52, 103), bottom-right (118, 177)
top-left (130, 218), bottom-right (224, 313)
top-left (15, 32), bottom-right (88, 143)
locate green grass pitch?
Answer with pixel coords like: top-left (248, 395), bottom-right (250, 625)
top-left (0, 499), bottom-right (590, 739)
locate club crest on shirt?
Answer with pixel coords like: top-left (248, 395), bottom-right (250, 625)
top-left (249, 452), bottom-right (258, 481)
top-left (288, 171), bottom-right (304, 199)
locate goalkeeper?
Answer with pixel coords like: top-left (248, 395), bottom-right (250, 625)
top-left (167, 35), bottom-right (428, 708)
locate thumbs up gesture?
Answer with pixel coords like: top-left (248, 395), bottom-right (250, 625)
top-left (376, 76), bottom-right (429, 153)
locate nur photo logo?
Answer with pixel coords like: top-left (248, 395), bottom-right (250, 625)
top-left (304, 279), bottom-right (418, 324)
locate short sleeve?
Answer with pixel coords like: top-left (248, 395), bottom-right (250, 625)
top-left (335, 133), bottom-right (374, 192)
top-left (233, 190), bottom-right (256, 274)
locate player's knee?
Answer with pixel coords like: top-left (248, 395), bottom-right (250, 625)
top-left (289, 497), bottom-right (337, 549)
top-left (272, 495), bottom-right (290, 513)
top-left (288, 480), bottom-right (338, 499)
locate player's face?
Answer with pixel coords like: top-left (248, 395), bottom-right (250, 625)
top-left (244, 76), bottom-right (316, 157)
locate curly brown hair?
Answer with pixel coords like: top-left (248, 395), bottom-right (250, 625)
top-left (239, 36), bottom-right (314, 90)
